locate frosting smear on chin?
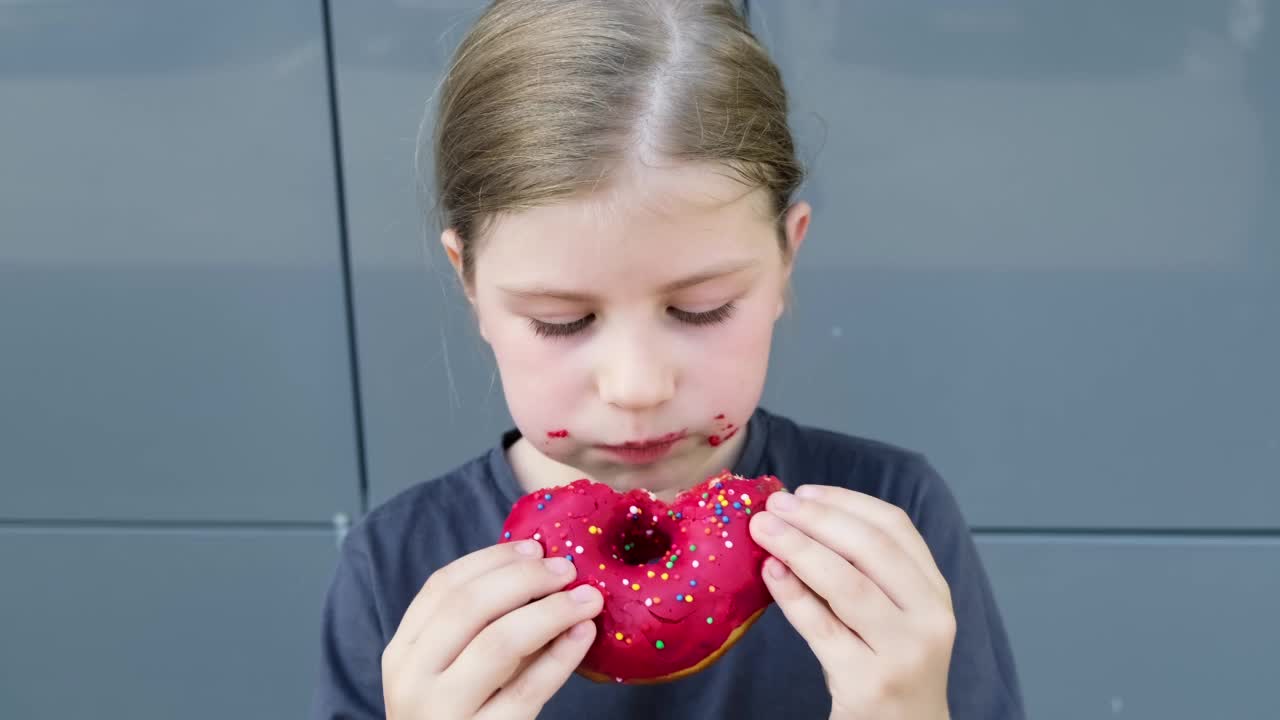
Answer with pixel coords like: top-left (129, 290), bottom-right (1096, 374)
top-left (500, 470), bottom-right (786, 684)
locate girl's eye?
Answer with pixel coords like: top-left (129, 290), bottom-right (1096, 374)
top-left (669, 301), bottom-right (737, 326)
top-left (527, 302), bottom-right (737, 339)
top-left (528, 314), bottom-right (595, 338)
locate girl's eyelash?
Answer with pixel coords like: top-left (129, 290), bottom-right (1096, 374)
top-left (669, 301), bottom-right (737, 326)
top-left (528, 314), bottom-right (595, 338)
top-left (528, 301), bottom-right (737, 339)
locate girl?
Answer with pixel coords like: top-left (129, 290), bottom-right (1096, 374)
top-left (312, 1), bottom-right (1024, 718)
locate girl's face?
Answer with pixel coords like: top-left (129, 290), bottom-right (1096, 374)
top-left (444, 162), bottom-right (810, 495)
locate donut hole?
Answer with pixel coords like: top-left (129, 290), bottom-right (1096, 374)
top-left (606, 503), bottom-right (677, 566)
top-left (616, 525), bottom-right (673, 566)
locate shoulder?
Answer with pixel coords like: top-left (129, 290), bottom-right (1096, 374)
top-left (341, 451), bottom-right (507, 589)
top-left (757, 407), bottom-right (944, 514)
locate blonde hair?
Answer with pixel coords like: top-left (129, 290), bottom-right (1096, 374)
top-left (427, 0), bottom-right (804, 285)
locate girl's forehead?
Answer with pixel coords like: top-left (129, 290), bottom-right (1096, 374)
top-left (480, 196), bottom-right (774, 293)
top-left (482, 163), bottom-right (774, 265)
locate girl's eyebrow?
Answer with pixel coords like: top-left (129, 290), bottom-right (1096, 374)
top-left (498, 259), bottom-right (757, 302)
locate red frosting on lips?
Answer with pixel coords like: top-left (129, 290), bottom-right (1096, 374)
top-left (500, 470), bottom-right (785, 684)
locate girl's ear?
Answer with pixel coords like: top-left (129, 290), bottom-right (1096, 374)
top-left (777, 201), bottom-right (812, 319)
top-left (441, 228), bottom-right (475, 303)
top-left (783, 200), bottom-right (811, 267)
top-left (441, 228), bottom-right (490, 342)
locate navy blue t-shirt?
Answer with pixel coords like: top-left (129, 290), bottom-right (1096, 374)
top-left (310, 407), bottom-right (1025, 718)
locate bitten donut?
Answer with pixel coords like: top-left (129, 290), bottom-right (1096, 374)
top-left (500, 470), bottom-right (785, 684)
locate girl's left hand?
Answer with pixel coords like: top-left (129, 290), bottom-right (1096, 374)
top-left (749, 484), bottom-right (956, 720)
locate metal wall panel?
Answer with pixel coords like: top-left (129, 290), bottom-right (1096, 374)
top-left (0, 0), bottom-right (362, 521)
top-left (979, 536), bottom-right (1279, 720)
top-left (0, 528), bottom-right (340, 719)
top-left (752, 0), bottom-right (1280, 528)
top-left (329, 1), bottom-right (503, 508)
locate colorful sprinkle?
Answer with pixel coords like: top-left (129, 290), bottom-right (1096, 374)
top-left (685, 595), bottom-right (693, 603)
top-left (656, 640), bottom-right (665, 650)
top-left (677, 594), bottom-right (684, 601)
top-left (726, 541), bottom-right (734, 549)
top-left (537, 503), bottom-right (545, 511)
top-left (647, 570), bottom-right (656, 578)
top-left (709, 585), bottom-right (717, 593)
top-left (632, 583), bottom-right (640, 591)
top-left (503, 531), bottom-right (511, 539)
top-left (615, 632), bottom-right (624, 641)
top-left (544, 493), bottom-right (552, 501)
top-left (661, 573), bottom-right (669, 580)
top-left (689, 580), bottom-right (697, 587)
top-left (692, 560), bottom-right (700, 568)
top-left (599, 563), bottom-right (606, 570)
top-left (689, 545), bottom-right (697, 551)
top-left (706, 617), bottom-right (714, 624)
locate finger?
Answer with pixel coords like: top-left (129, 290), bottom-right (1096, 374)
top-left (443, 585), bottom-right (604, 714)
top-left (476, 619), bottom-right (597, 720)
top-left (766, 491), bottom-right (941, 611)
top-left (416, 555), bottom-right (579, 676)
top-left (795, 484), bottom-right (949, 596)
top-left (751, 510), bottom-right (901, 650)
top-left (388, 539), bottom-right (544, 662)
top-left (762, 556), bottom-right (871, 671)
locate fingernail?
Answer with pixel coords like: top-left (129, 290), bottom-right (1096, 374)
top-left (516, 540), bottom-right (542, 556)
top-left (546, 557), bottom-right (575, 575)
top-left (570, 585), bottom-right (599, 603)
top-left (766, 558), bottom-right (789, 580)
top-left (794, 485), bottom-right (819, 499)
top-left (569, 620), bottom-right (595, 641)
top-left (770, 492), bottom-right (797, 512)
top-left (755, 512), bottom-right (786, 536)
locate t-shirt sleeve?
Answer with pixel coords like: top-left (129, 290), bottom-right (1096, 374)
top-left (907, 455), bottom-right (1027, 720)
top-left (309, 531), bottom-right (389, 720)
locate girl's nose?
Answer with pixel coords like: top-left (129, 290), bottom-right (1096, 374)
top-left (595, 333), bottom-right (676, 411)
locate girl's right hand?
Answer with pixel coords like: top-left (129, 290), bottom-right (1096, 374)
top-left (381, 539), bottom-right (603, 719)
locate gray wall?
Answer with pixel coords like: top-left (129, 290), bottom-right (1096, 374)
top-left (2, 1), bottom-right (1276, 718)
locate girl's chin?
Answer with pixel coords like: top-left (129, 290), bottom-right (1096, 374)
top-left (588, 457), bottom-right (707, 496)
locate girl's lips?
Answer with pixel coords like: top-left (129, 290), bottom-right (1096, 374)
top-left (597, 431), bottom-right (687, 465)
top-left (603, 430), bottom-right (688, 449)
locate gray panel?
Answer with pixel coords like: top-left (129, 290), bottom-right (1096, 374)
top-left (752, 1), bottom-right (1280, 528)
top-left (978, 535), bottom-right (1279, 720)
top-left (0, 527), bottom-right (340, 720)
top-left (0, 1), bottom-right (361, 520)
top-left (330, 1), bottom-right (507, 508)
